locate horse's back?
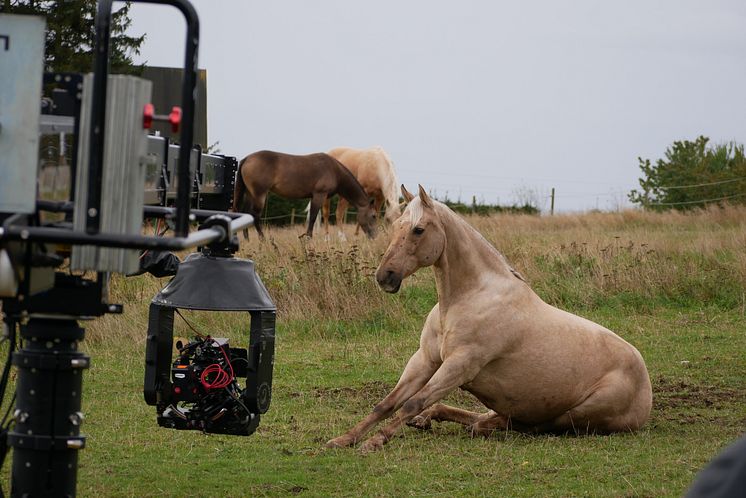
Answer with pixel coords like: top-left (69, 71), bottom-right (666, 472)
top-left (327, 147), bottom-right (362, 176)
top-left (242, 150), bottom-right (331, 171)
top-left (240, 150), bottom-right (343, 197)
top-left (328, 146), bottom-right (394, 193)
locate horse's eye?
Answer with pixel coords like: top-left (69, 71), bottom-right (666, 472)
top-left (413, 226), bottom-right (425, 235)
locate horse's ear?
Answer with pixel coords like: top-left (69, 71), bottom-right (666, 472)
top-left (400, 184), bottom-right (415, 203)
top-left (418, 184), bottom-right (433, 208)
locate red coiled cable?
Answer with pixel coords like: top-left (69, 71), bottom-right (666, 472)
top-left (199, 340), bottom-right (235, 390)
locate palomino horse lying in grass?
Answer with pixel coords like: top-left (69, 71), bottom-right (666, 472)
top-left (326, 185), bottom-right (652, 452)
top-left (323, 146), bottom-right (401, 232)
top-left (232, 150), bottom-right (377, 239)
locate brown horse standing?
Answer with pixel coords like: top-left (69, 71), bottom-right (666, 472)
top-left (233, 150), bottom-right (378, 239)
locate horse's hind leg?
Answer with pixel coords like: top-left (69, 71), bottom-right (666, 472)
top-left (537, 369), bottom-right (650, 434)
top-left (409, 403), bottom-right (480, 429)
top-left (409, 404), bottom-right (508, 437)
top-left (245, 191), bottom-right (267, 240)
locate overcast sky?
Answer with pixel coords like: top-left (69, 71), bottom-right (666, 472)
top-left (128, 0), bottom-right (746, 212)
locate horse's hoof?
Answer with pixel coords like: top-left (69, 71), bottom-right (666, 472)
top-left (359, 436), bottom-right (385, 454)
top-left (324, 434), bottom-right (355, 449)
top-left (408, 415), bottom-right (432, 431)
top-left (467, 424), bottom-right (495, 439)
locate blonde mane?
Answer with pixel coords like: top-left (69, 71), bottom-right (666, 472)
top-left (373, 146), bottom-right (401, 219)
top-left (406, 196), bottom-right (424, 226)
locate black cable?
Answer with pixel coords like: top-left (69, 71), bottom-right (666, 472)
top-left (174, 309), bottom-right (204, 338)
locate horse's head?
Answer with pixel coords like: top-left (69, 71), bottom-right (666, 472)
top-left (376, 185), bottom-right (445, 293)
top-left (356, 197), bottom-right (378, 239)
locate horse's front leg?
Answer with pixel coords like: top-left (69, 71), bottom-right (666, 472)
top-left (305, 193), bottom-right (326, 238)
top-left (325, 348), bottom-right (439, 449)
top-left (359, 348), bottom-right (483, 453)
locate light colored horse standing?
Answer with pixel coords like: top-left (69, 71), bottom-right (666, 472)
top-left (322, 146), bottom-right (401, 232)
top-left (326, 185), bottom-right (652, 452)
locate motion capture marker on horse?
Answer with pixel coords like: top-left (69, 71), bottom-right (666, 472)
top-left (232, 150), bottom-right (378, 240)
top-left (326, 185), bottom-right (652, 453)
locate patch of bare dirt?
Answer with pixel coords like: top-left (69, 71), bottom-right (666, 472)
top-left (652, 375), bottom-right (744, 410)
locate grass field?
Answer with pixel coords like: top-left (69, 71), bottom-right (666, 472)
top-left (9, 207), bottom-right (746, 497)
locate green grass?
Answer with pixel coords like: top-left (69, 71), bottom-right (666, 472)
top-left (66, 302), bottom-right (745, 498)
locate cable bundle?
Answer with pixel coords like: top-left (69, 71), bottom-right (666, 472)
top-left (199, 341), bottom-right (235, 390)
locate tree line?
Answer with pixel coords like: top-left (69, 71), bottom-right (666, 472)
top-left (629, 136), bottom-right (746, 211)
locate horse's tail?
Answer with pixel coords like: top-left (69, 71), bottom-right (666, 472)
top-left (232, 157), bottom-right (247, 212)
top-left (375, 146), bottom-right (401, 222)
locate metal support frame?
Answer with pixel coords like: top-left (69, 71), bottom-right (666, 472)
top-left (1, 202), bottom-right (253, 251)
top-left (89, 0), bottom-right (200, 237)
top-left (9, 319), bottom-right (89, 497)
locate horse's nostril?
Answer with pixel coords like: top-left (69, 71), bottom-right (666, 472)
top-left (376, 269), bottom-right (393, 285)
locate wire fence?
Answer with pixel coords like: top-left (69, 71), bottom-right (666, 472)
top-left (250, 174), bottom-right (746, 221)
top-left (657, 176), bottom-right (746, 190)
top-left (645, 192), bottom-right (746, 206)
top-left (257, 209), bottom-right (360, 223)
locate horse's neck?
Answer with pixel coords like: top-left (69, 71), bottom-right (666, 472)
top-left (432, 205), bottom-right (518, 312)
top-left (336, 169), bottom-right (367, 207)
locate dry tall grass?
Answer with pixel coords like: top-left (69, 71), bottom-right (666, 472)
top-left (237, 205), bottom-right (746, 320)
top-left (97, 205), bottom-right (746, 344)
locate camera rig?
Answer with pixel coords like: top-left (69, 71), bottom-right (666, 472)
top-left (145, 249), bottom-right (276, 436)
top-left (0, 1), bottom-right (275, 496)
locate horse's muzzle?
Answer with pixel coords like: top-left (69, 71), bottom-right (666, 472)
top-left (376, 268), bottom-right (401, 293)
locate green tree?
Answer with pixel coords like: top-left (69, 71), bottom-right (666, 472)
top-left (629, 136), bottom-right (746, 210)
top-left (1, 0), bottom-right (145, 74)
